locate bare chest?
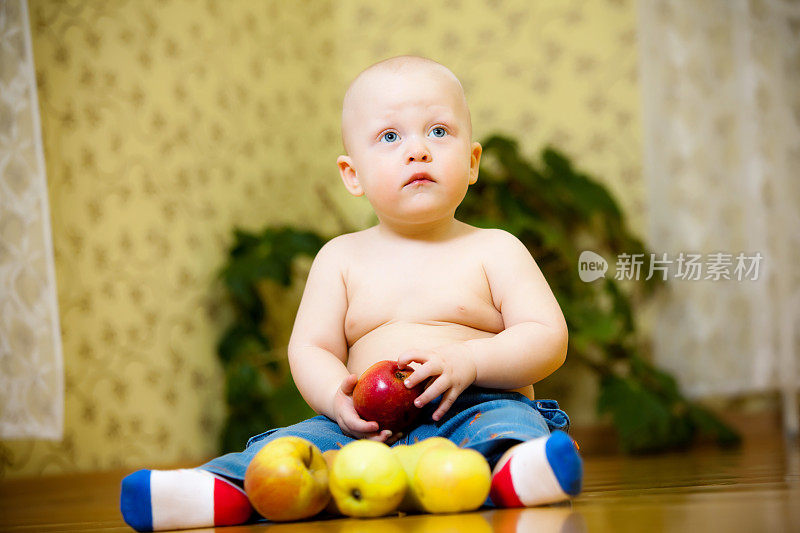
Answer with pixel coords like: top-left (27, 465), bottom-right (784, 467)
top-left (343, 247), bottom-right (504, 347)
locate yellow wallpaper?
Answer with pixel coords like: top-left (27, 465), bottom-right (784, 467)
top-left (0, 0), bottom-right (643, 478)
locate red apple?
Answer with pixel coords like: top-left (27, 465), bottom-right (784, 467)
top-left (353, 360), bottom-right (426, 433)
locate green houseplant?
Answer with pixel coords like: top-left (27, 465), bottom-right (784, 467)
top-left (216, 135), bottom-right (740, 454)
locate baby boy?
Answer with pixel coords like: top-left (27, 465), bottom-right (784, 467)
top-left (120, 56), bottom-right (583, 531)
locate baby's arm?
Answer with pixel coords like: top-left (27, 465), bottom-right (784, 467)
top-left (462, 230), bottom-right (568, 387)
top-left (400, 230), bottom-right (568, 419)
top-left (287, 237), bottom-right (391, 441)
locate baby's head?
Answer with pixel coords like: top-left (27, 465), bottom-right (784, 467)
top-left (337, 56), bottom-right (482, 231)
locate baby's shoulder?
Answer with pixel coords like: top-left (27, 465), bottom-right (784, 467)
top-left (465, 225), bottom-right (526, 252)
top-left (462, 226), bottom-right (536, 273)
top-left (312, 229), bottom-right (369, 267)
top-left (309, 233), bottom-right (353, 272)
top-left (325, 228), bottom-right (372, 252)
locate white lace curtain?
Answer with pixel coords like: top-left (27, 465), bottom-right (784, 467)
top-left (0, 0), bottom-right (64, 439)
top-left (638, 0), bottom-right (800, 433)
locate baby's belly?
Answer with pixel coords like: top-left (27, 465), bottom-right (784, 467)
top-left (347, 321), bottom-right (534, 400)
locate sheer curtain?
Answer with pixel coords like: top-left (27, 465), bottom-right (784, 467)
top-left (638, 0), bottom-right (800, 434)
top-left (0, 0), bottom-right (64, 439)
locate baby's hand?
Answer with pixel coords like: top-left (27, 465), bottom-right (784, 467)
top-left (398, 344), bottom-right (477, 422)
top-left (332, 374), bottom-right (402, 444)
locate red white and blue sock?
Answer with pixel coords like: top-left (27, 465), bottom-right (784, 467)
top-left (120, 468), bottom-right (253, 531)
top-left (489, 430), bottom-right (583, 507)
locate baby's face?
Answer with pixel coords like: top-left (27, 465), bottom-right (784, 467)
top-left (338, 67), bottom-right (481, 228)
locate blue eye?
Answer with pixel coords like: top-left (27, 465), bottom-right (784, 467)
top-left (380, 131), bottom-right (399, 143)
top-left (430, 127), bottom-right (447, 138)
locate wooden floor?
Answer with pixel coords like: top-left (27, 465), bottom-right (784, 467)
top-left (2, 437), bottom-right (799, 532)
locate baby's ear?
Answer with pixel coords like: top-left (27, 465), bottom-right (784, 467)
top-left (469, 142), bottom-right (482, 185)
top-left (337, 155), bottom-right (364, 197)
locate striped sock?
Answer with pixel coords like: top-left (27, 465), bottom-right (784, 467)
top-left (489, 430), bottom-right (583, 507)
top-left (120, 468), bottom-right (253, 531)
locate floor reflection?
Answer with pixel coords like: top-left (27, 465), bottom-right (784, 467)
top-left (2, 436), bottom-right (798, 531)
top-left (275, 507), bottom-right (585, 533)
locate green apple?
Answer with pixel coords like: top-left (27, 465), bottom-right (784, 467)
top-left (329, 440), bottom-right (407, 518)
top-left (243, 436), bottom-right (330, 522)
top-left (412, 446), bottom-right (492, 513)
top-left (392, 437), bottom-right (457, 512)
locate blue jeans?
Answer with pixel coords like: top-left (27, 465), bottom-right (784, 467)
top-left (200, 386), bottom-right (569, 508)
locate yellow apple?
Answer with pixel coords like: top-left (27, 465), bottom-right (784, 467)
top-left (392, 437), bottom-right (457, 512)
top-left (243, 436), bottom-right (330, 522)
top-left (329, 440), bottom-right (407, 518)
top-left (321, 449), bottom-right (342, 515)
top-left (412, 446), bottom-right (492, 513)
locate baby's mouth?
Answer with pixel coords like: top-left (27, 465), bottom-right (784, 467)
top-left (404, 172), bottom-right (435, 187)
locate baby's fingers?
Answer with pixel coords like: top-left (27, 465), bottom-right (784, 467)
top-left (397, 349), bottom-right (427, 368)
top-left (345, 412), bottom-right (379, 435)
top-left (385, 432), bottom-right (403, 446)
top-left (342, 408), bottom-right (390, 441)
top-left (364, 430), bottom-right (393, 443)
top-left (339, 374), bottom-right (359, 395)
top-left (413, 375), bottom-right (450, 409)
top-left (404, 361), bottom-right (440, 390)
top-left (431, 388), bottom-right (461, 421)
top-left (339, 401), bottom-right (380, 433)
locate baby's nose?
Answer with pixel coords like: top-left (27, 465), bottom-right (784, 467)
top-left (407, 144), bottom-right (431, 162)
